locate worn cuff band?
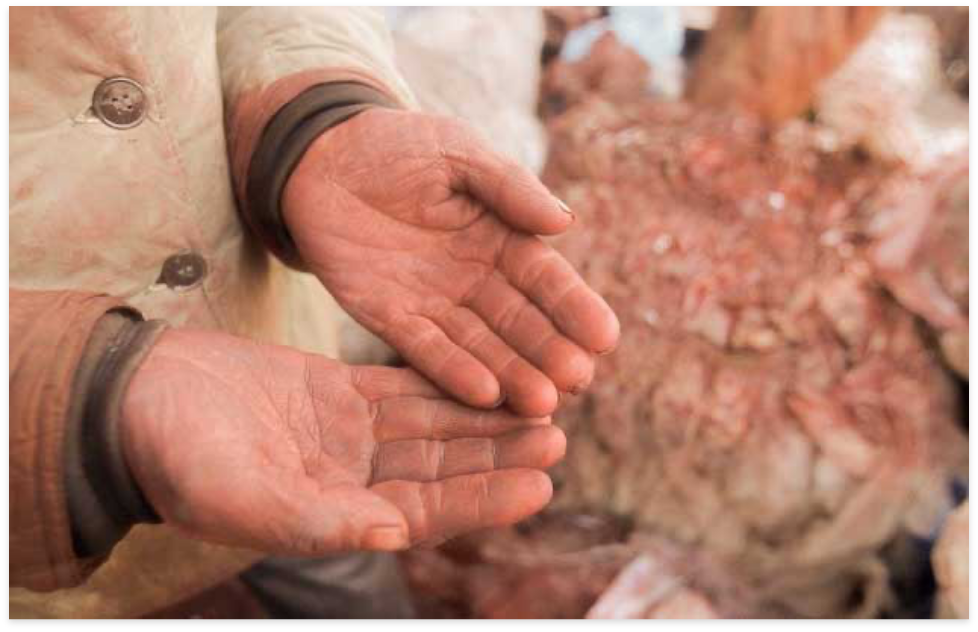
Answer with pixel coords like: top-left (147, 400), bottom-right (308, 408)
top-left (67, 310), bottom-right (169, 558)
top-left (245, 81), bottom-right (400, 269)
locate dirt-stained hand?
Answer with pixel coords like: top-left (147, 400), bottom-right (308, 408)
top-left (283, 109), bottom-right (620, 417)
top-left (121, 328), bottom-right (564, 555)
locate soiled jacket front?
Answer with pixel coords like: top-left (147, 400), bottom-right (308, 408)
top-left (9, 7), bottom-right (412, 617)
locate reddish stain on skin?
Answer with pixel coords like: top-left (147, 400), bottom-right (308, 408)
top-left (13, 178), bottom-right (35, 203)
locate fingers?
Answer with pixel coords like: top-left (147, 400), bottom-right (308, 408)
top-left (443, 122), bottom-right (573, 236)
top-left (382, 313), bottom-right (501, 408)
top-left (434, 304), bottom-right (559, 416)
top-left (348, 364), bottom-right (444, 401)
top-left (253, 477), bottom-right (410, 555)
top-left (371, 469), bottom-right (554, 546)
top-left (498, 233), bottom-right (620, 355)
top-left (371, 425), bottom-right (566, 484)
top-left (466, 273), bottom-right (596, 394)
top-left (372, 395), bottom-right (550, 443)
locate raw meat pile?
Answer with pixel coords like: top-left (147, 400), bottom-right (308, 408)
top-left (401, 35), bottom-right (967, 619)
top-left (861, 158), bottom-right (969, 380)
top-left (540, 95), bottom-right (967, 618)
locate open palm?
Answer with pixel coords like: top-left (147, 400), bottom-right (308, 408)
top-left (283, 109), bottom-right (620, 417)
top-left (121, 328), bottom-right (564, 555)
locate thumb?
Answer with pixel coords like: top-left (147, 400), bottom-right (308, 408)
top-left (281, 480), bottom-right (410, 554)
top-left (446, 125), bottom-right (574, 236)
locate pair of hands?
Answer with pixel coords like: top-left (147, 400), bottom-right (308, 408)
top-left (121, 109), bottom-right (619, 554)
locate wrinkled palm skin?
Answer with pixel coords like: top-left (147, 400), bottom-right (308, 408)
top-left (119, 111), bottom-right (618, 559)
top-left (284, 109), bottom-right (621, 417)
top-left (122, 329), bottom-right (565, 555)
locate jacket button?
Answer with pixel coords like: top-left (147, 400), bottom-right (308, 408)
top-left (157, 252), bottom-right (207, 290)
top-left (92, 77), bottom-right (147, 129)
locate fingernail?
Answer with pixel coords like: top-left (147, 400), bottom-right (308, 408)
top-left (556, 198), bottom-right (575, 219)
top-left (598, 344), bottom-right (618, 356)
top-left (362, 526), bottom-right (408, 551)
top-left (492, 391), bottom-right (507, 409)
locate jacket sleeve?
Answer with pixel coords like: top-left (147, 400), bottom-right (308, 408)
top-left (10, 289), bottom-right (165, 591)
top-left (217, 7), bottom-right (416, 263)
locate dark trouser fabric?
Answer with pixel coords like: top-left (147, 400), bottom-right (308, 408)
top-left (242, 552), bottom-right (415, 619)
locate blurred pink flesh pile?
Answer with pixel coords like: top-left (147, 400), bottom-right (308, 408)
top-left (932, 501), bottom-right (969, 618)
top-left (402, 31), bottom-right (967, 620)
top-left (861, 158), bottom-right (969, 379)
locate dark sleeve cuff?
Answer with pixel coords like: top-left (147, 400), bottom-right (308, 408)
top-left (244, 81), bottom-right (400, 269)
top-left (65, 309), bottom-right (169, 559)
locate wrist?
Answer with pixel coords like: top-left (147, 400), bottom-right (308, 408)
top-left (245, 82), bottom-right (400, 269)
top-left (66, 311), bottom-right (168, 558)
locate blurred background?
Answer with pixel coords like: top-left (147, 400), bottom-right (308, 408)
top-left (387, 6), bottom-right (969, 620)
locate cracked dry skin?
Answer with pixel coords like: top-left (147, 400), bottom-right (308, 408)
top-left (402, 57), bottom-right (967, 619)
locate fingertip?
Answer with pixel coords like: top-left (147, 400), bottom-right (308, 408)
top-left (495, 425), bottom-right (564, 474)
top-left (475, 380), bottom-right (503, 409)
top-left (593, 298), bottom-right (622, 355)
top-left (481, 161), bottom-right (576, 236)
top-left (528, 469), bottom-right (555, 506)
top-left (532, 196), bottom-right (576, 236)
top-left (456, 367), bottom-right (502, 409)
top-left (489, 468), bottom-right (553, 515)
top-left (489, 470), bottom-right (553, 526)
top-left (561, 292), bottom-right (621, 355)
top-left (540, 339), bottom-right (595, 394)
top-left (361, 525), bottom-right (410, 551)
top-left (556, 197), bottom-right (575, 219)
top-left (492, 390), bottom-right (507, 409)
top-left (596, 311), bottom-right (622, 356)
top-left (508, 379), bottom-right (559, 418)
top-left (541, 425), bottom-right (567, 467)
